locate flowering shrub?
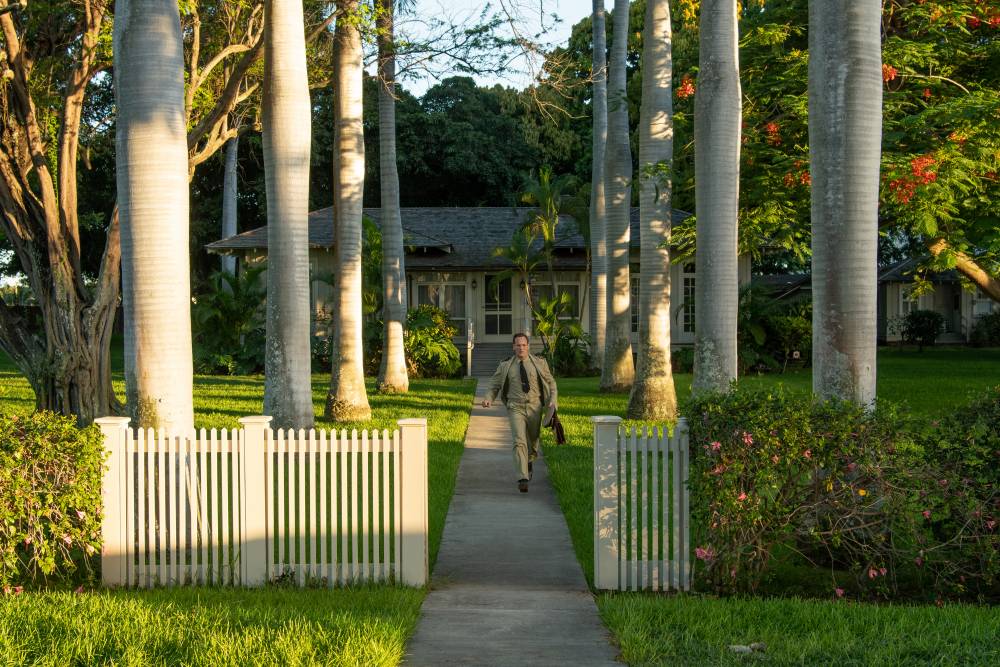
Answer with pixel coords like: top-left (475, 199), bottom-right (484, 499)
top-left (0, 412), bottom-right (104, 588)
top-left (685, 387), bottom-right (1000, 602)
top-left (910, 387), bottom-right (1000, 600)
top-left (686, 389), bottom-right (917, 595)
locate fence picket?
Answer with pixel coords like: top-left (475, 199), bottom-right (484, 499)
top-left (101, 417), bottom-right (428, 590)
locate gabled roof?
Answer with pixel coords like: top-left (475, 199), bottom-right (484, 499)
top-left (206, 206), bottom-right (692, 270)
top-left (878, 256), bottom-right (962, 283)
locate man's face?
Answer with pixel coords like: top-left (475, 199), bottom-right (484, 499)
top-left (512, 336), bottom-right (529, 359)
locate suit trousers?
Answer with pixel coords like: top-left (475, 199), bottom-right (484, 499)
top-left (507, 399), bottom-right (543, 481)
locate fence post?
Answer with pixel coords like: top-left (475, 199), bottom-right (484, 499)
top-left (677, 417), bottom-right (691, 590)
top-left (97, 416), bottom-right (131, 587)
top-left (593, 415), bottom-right (622, 590)
top-left (398, 418), bottom-right (428, 586)
top-left (240, 416), bottom-right (272, 586)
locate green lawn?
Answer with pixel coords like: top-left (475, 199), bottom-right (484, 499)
top-left (544, 347), bottom-right (1000, 666)
top-left (1, 346), bottom-right (476, 667)
top-left (4, 347), bottom-right (999, 665)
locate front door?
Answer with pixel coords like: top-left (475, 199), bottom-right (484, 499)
top-left (484, 274), bottom-right (513, 340)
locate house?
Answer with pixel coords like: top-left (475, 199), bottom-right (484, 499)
top-left (878, 257), bottom-right (998, 344)
top-left (754, 257), bottom-right (999, 345)
top-left (206, 206), bottom-right (752, 373)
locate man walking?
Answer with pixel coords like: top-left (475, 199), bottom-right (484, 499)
top-left (482, 333), bottom-right (558, 493)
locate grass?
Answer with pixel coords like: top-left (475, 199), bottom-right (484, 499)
top-left (0, 586), bottom-right (425, 666)
top-left (543, 347), bottom-right (1000, 666)
top-left (599, 593), bottom-right (1000, 666)
top-left (0, 344), bottom-right (476, 666)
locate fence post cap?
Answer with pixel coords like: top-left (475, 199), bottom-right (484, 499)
top-left (95, 416), bottom-right (131, 427)
top-left (397, 418), bottom-right (428, 427)
top-left (238, 415), bottom-right (273, 426)
top-left (591, 416), bottom-right (623, 425)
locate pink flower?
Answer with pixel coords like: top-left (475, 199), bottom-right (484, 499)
top-left (803, 449), bottom-right (812, 460)
top-left (915, 557), bottom-right (924, 567)
top-left (737, 491), bottom-right (748, 502)
top-left (76, 510), bottom-right (87, 521)
top-left (62, 535), bottom-right (73, 545)
top-left (695, 546), bottom-right (716, 562)
top-left (710, 441), bottom-right (722, 452)
top-left (987, 520), bottom-right (996, 531)
top-left (74, 586), bottom-right (85, 594)
top-left (742, 432), bottom-right (754, 446)
top-left (710, 465), bottom-right (726, 476)
top-left (835, 587), bottom-right (845, 598)
top-left (879, 567), bottom-right (887, 576)
top-left (922, 510), bottom-right (932, 520)
top-left (868, 567), bottom-right (879, 579)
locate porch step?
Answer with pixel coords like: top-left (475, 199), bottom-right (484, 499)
top-left (469, 343), bottom-right (514, 377)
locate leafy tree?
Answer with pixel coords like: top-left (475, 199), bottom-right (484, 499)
top-left (192, 266), bottom-right (267, 375)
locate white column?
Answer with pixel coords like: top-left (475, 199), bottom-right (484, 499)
top-left (593, 415), bottom-right (622, 590)
top-left (398, 418), bottom-right (428, 586)
top-left (240, 415), bottom-right (272, 585)
top-left (97, 416), bottom-right (131, 587)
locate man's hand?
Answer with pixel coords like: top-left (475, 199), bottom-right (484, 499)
top-left (481, 399), bottom-right (492, 408)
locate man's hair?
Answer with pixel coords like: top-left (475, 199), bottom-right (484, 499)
top-left (512, 332), bottom-right (529, 344)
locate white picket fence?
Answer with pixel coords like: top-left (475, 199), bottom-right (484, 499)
top-left (593, 416), bottom-right (691, 591)
top-left (96, 416), bottom-right (428, 588)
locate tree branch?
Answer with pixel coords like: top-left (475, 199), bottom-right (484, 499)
top-left (927, 237), bottom-right (1000, 302)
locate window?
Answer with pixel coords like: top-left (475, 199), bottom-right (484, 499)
top-left (418, 283), bottom-right (466, 333)
top-left (485, 275), bottom-right (513, 335)
top-left (973, 288), bottom-right (996, 318)
top-left (900, 287), bottom-right (919, 316)
top-left (532, 283), bottom-right (580, 334)
top-left (682, 266), bottom-right (696, 334)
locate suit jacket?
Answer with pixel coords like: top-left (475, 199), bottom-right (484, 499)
top-left (485, 354), bottom-right (558, 409)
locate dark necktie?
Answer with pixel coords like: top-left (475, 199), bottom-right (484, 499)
top-left (519, 360), bottom-right (530, 394)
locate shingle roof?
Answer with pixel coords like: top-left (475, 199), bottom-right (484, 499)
top-left (205, 206), bottom-right (691, 270)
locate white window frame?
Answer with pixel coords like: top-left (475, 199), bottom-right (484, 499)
top-left (416, 282), bottom-right (467, 334)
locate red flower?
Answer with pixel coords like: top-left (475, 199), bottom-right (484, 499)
top-left (783, 172), bottom-right (796, 187)
top-left (677, 75), bottom-right (695, 100)
top-left (967, 16), bottom-right (982, 29)
top-left (882, 64), bottom-right (898, 82)
top-left (799, 171), bottom-right (811, 186)
top-left (922, 88), bottom-right (932, 100)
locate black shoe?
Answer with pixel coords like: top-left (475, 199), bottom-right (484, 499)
top-left (518, 479), bottom-right (529, 493)
top-left (528, 461), bottom-right (533, 479)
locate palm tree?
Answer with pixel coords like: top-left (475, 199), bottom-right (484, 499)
top-left (114, 0), bottom-right (194, 431)
top-left (600, 0), bottom-right (635, 393)
top-left (326, 0), bottom-right (372, 421)
top-left (262, 0), bottom-right (315, 429)
top-left (221, 136), bottom-right (238, 277)
top-left (627, 0), bottom-right (677, 420)
top-left (589, 0), bottom-right (608, 368)
top-left (809, 1), bottom-right (881, 405)
top-left (692, 0), bottom-right (741, 395)
top-left (376, 0), bottom-right (409, 394)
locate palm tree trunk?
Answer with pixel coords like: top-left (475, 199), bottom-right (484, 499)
top-left (692, 0), bottom-right (741, 395)
top-left (221, 136), bottom-right (238, 277)
top-left (376, 0), bottom-right (409, 394)
top-left (326, 0), bottom-right (372, 421)
top-left (262, 0), bottom-right (315, 429)
top-left (809, 1), bottom-right (881, 405)
top-left (600, 0), bottom-right (635, 393)
top-left (589, 0), bottom-right (608, 369)
top-left (628, 0), bottom-right (677, 420)
top-left (114, 0), bottom-right (194, 431)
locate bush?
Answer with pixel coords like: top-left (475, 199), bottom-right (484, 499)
top-left (551, 321), bottom-right (593, 377)
top-left (0, 412), bottom-right (104, 588)
top-left (900, 309), bottom-right (944, 350)
top-left (737, 285), bottom-right (812, 373)
top-left (684, 386), bottom-right (1000, 602)
top-left (909, 387), bottom-right (1000, 600)
top-left (192, 267), bottom-right (266, 374)
top-left (969, 311), bottom-right (1000, 347)
top-left (671, 347), bottom-right (694, 373)
top-left (685, 389), bottom-right (917, 596)
top-left (404, 305), bottom-right (461, 378)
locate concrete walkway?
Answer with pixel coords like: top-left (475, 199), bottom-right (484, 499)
top-left (404, 379), bottom-right (619, 666)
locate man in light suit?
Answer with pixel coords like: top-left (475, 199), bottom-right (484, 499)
top-left (482, 333), bottom-right (558, 493)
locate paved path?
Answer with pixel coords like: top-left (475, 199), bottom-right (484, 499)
top-left (404, 379), bottom-right (619, 666)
